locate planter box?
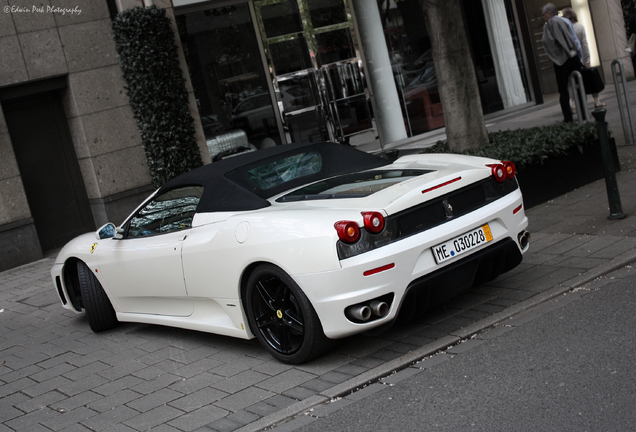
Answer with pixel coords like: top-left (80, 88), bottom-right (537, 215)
top-left (516, 138), bottom-right (620, 209)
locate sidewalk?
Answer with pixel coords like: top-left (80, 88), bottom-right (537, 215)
top-left (1, 83), bottom-right (635, 432)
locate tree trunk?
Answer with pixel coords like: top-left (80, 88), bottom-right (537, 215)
top-left (423, 0), bottom-right (489, 151)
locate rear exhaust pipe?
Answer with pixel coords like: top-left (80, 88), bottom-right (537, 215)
top-left (346, 305), bottom-right (372, 322)
top-left (369, 301), bottom-right (389, 317)
top-left (518, 231), bottom-right (530, 249)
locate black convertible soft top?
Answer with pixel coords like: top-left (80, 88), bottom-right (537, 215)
top-left (158, 142), bottom-right (390, 213)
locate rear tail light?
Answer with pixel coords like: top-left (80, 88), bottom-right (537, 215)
top-left (490, 163), bottom-right (506, 183)
top-left (503, 161), bottom-right (516, 179)
top-left (362, 211), bottom-right (384, 233)
top-left (488, 161), bottom-right (516, 183)
top-left (335, 212), bottom-right (385, 243)
top-left (335, 221), bottom-right (360, 243)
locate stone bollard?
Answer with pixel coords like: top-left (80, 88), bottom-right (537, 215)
top-left (592, 109), bottom-right (626, 220)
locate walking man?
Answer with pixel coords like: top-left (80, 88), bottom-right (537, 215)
top-left (541, 3), bottom-right (583, 122)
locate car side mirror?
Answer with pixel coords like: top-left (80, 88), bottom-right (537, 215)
top-left (96, 223), bottom-right (123, 240)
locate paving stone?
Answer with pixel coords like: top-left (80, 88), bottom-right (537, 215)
top-left (169, 372), bottom-right (226, 393)
top-left (39, 406), bottom-right (97, 431)
top-left (130, 373), bottom-right (183, 395)
top-left (98, 361), bottom-right (148, 381)
top-left (254, 369), bottom-right (316, 394)
top-left (211, 370), bottom-right (269, 394)
top-left (252, 361), bottom-right (294, 377)
top-left (169, 387), bottom-right (229, 412)
top-left (281, 386), bottom-right (319, 401)
top-left (225, 409), bottom-right (261, 426)
top-left (88, 389), bottom-right (142, 413)
top-left (0, 400), bottom-right (25, 424)
top-left (81, 405), bottom-right (139, 431)
top-left (21, 376), bottom-right (74, 398)
top-left (168, 404), bottom-right (229, 432)
top-left (123, 405), bottom-right (185, 430)
top-left (92, 376), bottom-right (145, 397)
top-left (298, 378), bottom-right (333, 393)
top-left (206, 416), bottom-right (243, 432)
top-left (62, 360), bottom-right (111, 381)
top-left (245, 401), bottom-right (279, 417)
top-left (175, 358), bottom-right (226, 378)
top-left (126, 388), bottom-right (183, 412)
top-left (14, 389), bottom-right (67, 414)
top-left (214, 388), bottom-right (275, 412)
top-left (57, 373), bottom-right (110, 397)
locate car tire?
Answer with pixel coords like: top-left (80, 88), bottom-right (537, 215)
top-left (76, 261), bottom-right (119, 332)
top-left (245, 264), bottom-right (332, 364)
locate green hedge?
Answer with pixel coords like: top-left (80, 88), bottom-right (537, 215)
top-left (423, 121), bottom-right (601, 168)
top-left (112, 6), bottom-right (202, 187)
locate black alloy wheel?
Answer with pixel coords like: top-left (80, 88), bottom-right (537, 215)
top-left (245, 264), bottom-right (331, 364)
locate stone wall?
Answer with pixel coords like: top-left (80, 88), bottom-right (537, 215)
top-left (0, 0), bottom-right (153, 270)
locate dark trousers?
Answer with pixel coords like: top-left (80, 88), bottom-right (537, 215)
top-left (554, 55), bottom-right (583, 122)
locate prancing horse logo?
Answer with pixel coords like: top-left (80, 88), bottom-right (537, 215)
top-left (442, 200), bottom-right (453, 217)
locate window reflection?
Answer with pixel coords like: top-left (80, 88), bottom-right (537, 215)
top-left (308, 0), bottom-right (347, 28)
top-left (315, 29), bottom-right (354, 66)
top-left (128, 186), bottom-right (204, 237)
top-left (269, 38), bottom-right (313, 75)
top-left (260, 1), bottom-right (303, 38)
top-left (382, 0), bottom-right (530, 136)
top-left (177, 5), bottom-right (281, 161)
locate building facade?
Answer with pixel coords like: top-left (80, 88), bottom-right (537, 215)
top-left (0, 0), bottom-right (632, 271)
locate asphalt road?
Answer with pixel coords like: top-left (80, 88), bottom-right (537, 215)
top-left (279, 264), bottom-right (636, 432)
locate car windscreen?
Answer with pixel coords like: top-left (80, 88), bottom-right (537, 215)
top-left (276, 169), bottom-right (430, 202)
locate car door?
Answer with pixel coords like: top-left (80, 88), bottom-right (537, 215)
top-left (96, 186), bottom-right (204, 316)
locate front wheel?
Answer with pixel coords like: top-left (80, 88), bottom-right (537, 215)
top-left (244, 264), bottom-right (332, 364)
top-left (76, 261), bottom-right (119, 332)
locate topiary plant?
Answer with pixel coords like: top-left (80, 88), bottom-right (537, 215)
top-left (423, 121), bottom-right (601, 168)
top-left (112, 6), bottom-right (202, 187)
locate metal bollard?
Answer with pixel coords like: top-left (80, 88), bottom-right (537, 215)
top-left (569, 71), bottom-right (590, 123)
top-left (592, 109), bottom-right (626, 219)
top-left (611, 59), bottom-right (635, 146)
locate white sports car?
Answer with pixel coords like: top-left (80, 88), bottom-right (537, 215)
top-left (51, 142), bottom-right (529, 364)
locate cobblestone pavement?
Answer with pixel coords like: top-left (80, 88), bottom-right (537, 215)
top-left (2, 83), bottom-right (636, 431)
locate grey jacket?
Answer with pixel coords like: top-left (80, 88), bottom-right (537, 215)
top-left (542, 16), bottom-right (579, 66)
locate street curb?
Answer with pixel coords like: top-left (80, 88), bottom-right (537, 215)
top-left (235, 250), bottom-right (636, 432)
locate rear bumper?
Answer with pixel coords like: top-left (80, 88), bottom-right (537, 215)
top-left (292, 189), bottom-right (528, 339)
top-left (399, 236), bottom-right (522, 318)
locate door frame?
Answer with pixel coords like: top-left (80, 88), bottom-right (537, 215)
top-left (1, 78), bottom-right (94, 252)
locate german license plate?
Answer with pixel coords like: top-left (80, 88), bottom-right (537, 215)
top-left (433, 224), bottom-right (493, 264)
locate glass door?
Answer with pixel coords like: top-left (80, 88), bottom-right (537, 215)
top-left (254, 0), bottom-right (374, 144)
top-left (176, 5), bottom-right (282, 161)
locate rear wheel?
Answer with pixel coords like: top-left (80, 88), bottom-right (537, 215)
top-left (76, 261), bottom-right (118, 332)
top-left (245, 264), bottom-right (331, 364)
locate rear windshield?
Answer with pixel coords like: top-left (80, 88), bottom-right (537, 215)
top-left (277, 169), bottom-right (429, 202)
top-left (245, 151), bottom-right (322, 190)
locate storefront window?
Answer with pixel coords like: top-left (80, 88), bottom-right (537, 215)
top-left (255, 0), bottom-right (373, 145)
top-left (307, 0), bottom-right (347, 27)
top-left (176, 5), bottom-right (282, 161)
top-left (381, 0), bottom-right (530, 136)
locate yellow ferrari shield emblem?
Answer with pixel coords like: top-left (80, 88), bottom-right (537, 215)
top-left (90, 243), bottom-right (97, 254)
top-left (276, 310), bottom-right (283, 319)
